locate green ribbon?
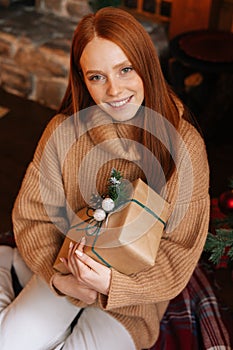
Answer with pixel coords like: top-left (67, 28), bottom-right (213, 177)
top-left (70, 213), bottom-right (111, 267)
top-left (71, 199), bottom-right (166, 268)
top-left (130, 199), bottom-right (166, 226)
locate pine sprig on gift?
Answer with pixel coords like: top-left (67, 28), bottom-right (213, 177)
top-left (88, 169), bottom-right (132, 217)
top-left (204, 229), bottom-right (233, 265)
top-left (107, 168), bottom-right (132, 207)
top-left (108, 168), bottom-right (123, 201)
top-left (110, 168), bottom-right (122, 182)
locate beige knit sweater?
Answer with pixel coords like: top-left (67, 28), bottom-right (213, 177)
top-left (12, 110), bottom-right (210, 350)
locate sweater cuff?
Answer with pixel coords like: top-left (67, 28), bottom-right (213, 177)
top-left (49, 272), bottom-right (66, 296)
top-left (98, 268), bottom-right (137, 310)
top-left (98, 293), bottom-right (108, 309)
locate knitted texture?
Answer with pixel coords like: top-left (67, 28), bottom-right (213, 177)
top-left (12, 112), bottom-right (210, 350)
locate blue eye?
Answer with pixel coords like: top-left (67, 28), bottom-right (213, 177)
top-left (121, 66), bottom-right (133, 74)
top-left (89, 75), bottom-right (102, 81)
top-left (88, 74), bottom-right (107, 84)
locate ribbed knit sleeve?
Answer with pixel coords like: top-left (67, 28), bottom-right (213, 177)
top-left (99, 120), bottom-right (210, 310)
top-left (12, 114), bottom-right (73, 283)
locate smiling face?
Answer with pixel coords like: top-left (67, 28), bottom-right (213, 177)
top-left (80, 36), bottom-right (144, 122)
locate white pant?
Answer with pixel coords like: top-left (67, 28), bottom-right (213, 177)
top-left (0, 251), bottom-right (136, 350)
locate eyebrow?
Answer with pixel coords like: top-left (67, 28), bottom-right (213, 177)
top-left (85, 60), bottom-right (131, 75)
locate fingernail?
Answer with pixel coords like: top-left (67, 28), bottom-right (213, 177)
top-left (69, 241), bottom-right (73, 249)
top-left (81, 236), bottom-right (86, 244)
top-left (59, 257), bottom-right (65, 263)
top-left (75, 249), bottom-right (83, 257)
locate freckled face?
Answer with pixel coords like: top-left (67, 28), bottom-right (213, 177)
top-left (80, 37), bottom-right (144, 122)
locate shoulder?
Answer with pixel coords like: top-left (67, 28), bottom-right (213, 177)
top-left (178, 118), bottom-right (204, 146)
top-left (38, 113), bottom-right (76, 147)
top-left (43, 113), bottom-right (73, 136)
top-left (33, 113), bottom-right (76, 165)
top-left (175, 118), bottom-right (209, 200)
top-left (177, 119), bottom-right (207, 165)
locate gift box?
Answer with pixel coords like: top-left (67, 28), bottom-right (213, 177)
top-left (53, 178), bottom-right (170, 275)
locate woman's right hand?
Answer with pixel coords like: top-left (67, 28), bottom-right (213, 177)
top-left (53, 273), bottom-right (97, 304)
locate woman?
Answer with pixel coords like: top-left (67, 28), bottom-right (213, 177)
top-left (0, 7), bottom-right (210, 350)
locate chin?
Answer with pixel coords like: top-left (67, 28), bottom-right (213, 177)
top-left (106, 106), bottom-right (141, 122)
top-left (108, 113), bottom-right (132, 122)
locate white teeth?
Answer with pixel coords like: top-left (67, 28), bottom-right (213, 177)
top-left (109, 97), bottom-right (130, 108)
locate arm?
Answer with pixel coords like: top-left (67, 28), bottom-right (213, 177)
top-left (13, 114), bottom-right (73, 283)
top-left (13, 114), bottom-right (102, 305)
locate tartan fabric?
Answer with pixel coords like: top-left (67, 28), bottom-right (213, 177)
top-left (146, 198), bottom-right (233, 350)
top-left (149, 263), bottom-right (232, 350)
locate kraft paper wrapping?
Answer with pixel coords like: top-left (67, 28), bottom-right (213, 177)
top-left (53, 178), bottom-right (170, 275)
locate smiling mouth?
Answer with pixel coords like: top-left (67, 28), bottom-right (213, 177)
top-left (107, 96), bottom-right (132, 108)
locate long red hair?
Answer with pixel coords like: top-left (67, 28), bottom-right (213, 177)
top-left (58, 7), bottom-right (190, 188)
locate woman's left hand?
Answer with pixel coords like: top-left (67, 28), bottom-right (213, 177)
top-left (61, 237), bottom-right (111, 296)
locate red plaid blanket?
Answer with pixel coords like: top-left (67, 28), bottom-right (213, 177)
top-left (148, 263), bottom-right (232, 350)
top-left (147, 198), bottom-right (233, 349)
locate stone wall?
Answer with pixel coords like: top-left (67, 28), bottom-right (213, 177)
top-left (0, 3), bottom-right (169, 110)
top-left (0, 4), bottom-right (84, 109)
top-left (36, 0), bottom-right (91, 18)
top-left (0, 0), bottom-right (91, 17)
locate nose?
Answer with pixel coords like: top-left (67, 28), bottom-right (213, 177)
top-left (106, 76), bottom-right (122, 96)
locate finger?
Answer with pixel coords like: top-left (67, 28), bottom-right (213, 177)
top-left (60, 256), bottom-right (78, 278)
top-left (67, 241), bottom-right (81, 277)
top-left (74, 249), bottom-right (106, 273)
top-left (70, 255), bottom-right (80, 277)
top-left (68, 238), bottom-right (85, 261)
top-left (70, 238), bottom-right (87, 272)
top-left (75, 236), bottom-right (86, 254)
top-left (74, 250), bottom-right (111, 295)
top-left (67, 241), bottom-right (75, 261)
top-left (59, 257), bottom-right (68, 270)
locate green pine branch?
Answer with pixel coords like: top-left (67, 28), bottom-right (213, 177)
top-left (204, 229), bottom-right (233, 265)
top-left (107, 168), bottom-right (133, 207)
top-left (228, 245), bottom-right (233, 260)
top-left (108, 168), bottom-right (123, 201)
